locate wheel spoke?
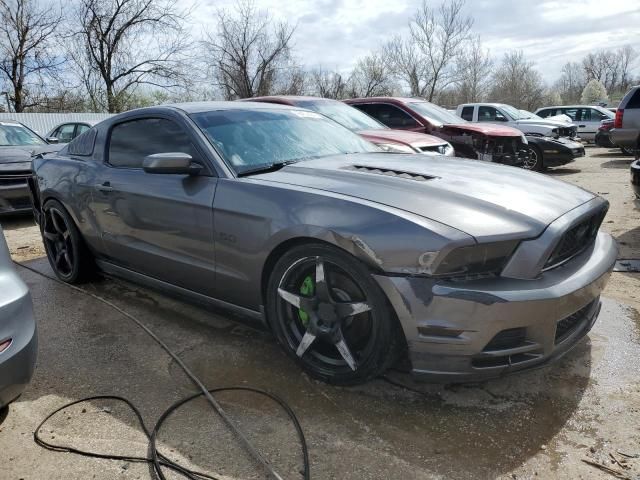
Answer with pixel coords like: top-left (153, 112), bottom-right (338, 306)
top-left (63, 251), bottom-right (72, 270)
top-left (335, 335), bottom-right (357, 371)
top-left (54, 249), bottom-right (64, 266)
top-left (43, 231), bottom-right (61, 242)
top-left (296, 330), bottom-right (317, 357)
top-left (315, 257), bottom-right (331, 302)
top-left (278, 288), bottom-right (314, 311)
top-left (335, 302), bottom-right (371, 318)
top-left (51, 212), bottom-right (65, 234)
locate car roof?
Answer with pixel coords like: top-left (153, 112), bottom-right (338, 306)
top-left (536, 105), bottom-right (607, 110)
top-left (165, 101), bottom-right (301, 114)
top-left (346, 97), bottom-right (428, 105)
top-left (240, 96), bottom-right (337, 105)
top-left (0, 119), bottom-right (26, 126)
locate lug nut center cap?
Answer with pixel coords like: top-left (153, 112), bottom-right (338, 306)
top-left (317, 303), bottom-right (338, 324)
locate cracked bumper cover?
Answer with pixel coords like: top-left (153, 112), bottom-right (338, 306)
top-left (374, 231), bottom-right (617, 382)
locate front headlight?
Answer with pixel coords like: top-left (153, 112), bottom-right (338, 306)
top-left (377, 143), bottom-right (417, 154)
top-left (431, 241), bottom-right (520, 277)
top-left (443, 143), bottom-right (455, 156)
top-left (521, 134), bottom-right (528, 145)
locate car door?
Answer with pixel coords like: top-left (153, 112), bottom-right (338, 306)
top-left (91, 115), bottom-right (217, 296)
top-left (52, 124), bottom-right (76, 143)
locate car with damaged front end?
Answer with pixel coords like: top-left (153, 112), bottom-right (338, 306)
top-left (344, 97), bottom-right (531, 167)
top-left (30, 102), bottom-right (617, 384)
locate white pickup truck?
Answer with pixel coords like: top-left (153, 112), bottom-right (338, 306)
top-left (456, 103), bottom-right (579, 139)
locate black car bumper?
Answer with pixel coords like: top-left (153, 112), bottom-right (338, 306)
top-left (530, 137), bottom-right (584, 167)
top-left (631, 159), bottom-right (640, 199)
top-left (0, 174), bottom-right (32, 214)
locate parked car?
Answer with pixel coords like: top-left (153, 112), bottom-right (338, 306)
top-left (46, 121), bottom-right (98, 144)
top-left (632, 159), bottom-right (640, 199)
top-left (457, 103), bottom-right (584, 171)
top-left (611, 86), bottom-right (640, 158)
top-left (345, 97), bottom-right (530, 167)
top-left (595, 119), bottom-right (616, 148)
top-left (30, 101), bottom-right (617, 384)
top-left (0, 226), bottom-right (37, 408)
top-left (519, 109), bottom-right (573, 125)
top-left (243, 96), bottom-right (454, 156)
top-left (534, 105), bottom-right (614, 142)
top-left (0, 120), bottom-right (62, 214)
top-left (457, 103), bottom-right (579, 139)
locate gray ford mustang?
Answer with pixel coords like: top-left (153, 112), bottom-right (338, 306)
top-left (29, 102), bottom-right (617, 384)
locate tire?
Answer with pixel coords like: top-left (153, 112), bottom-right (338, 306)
top-left (41, 199), bottom-right (94, 283)
top-left (266, 243), bottom-right (402, 385)
top-left (621, 147), bottom-right (634, 156)
top-left (523, 145), bottom-right (544, 172)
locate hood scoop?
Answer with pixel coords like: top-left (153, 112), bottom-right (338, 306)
top-left (346, 164), bottom-right (437, 182)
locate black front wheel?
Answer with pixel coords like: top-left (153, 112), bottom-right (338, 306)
top-left (523, 145), bottom-right (544, 172)
top-left (267, 244), bottom-right (402, 385)
top-left (41, 199), bottom-right (94, 283)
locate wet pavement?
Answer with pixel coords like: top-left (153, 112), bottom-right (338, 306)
top-left (1, 258), bottom-right (639, 479)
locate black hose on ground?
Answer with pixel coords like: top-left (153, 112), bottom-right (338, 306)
top-left (15, 260), bottom-right (310, 480)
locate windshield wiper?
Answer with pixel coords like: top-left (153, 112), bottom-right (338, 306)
top-left (236, 160), bottom-right (299, 177)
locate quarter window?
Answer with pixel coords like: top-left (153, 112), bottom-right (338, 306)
top-left (55, 124), bottom-right (76, 143)
top-left (108, 118), bottom-right (198, 168)
top-left (352, 103), bottom-right (420, 129)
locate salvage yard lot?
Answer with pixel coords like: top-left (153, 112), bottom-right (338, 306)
top-left (1, 146), bottom-right (639, 479)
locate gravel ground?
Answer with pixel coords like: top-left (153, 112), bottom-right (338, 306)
top-left (0, 145), bottom-right (639, 480)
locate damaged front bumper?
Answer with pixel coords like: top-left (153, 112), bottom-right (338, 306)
top-left (374, 231), bottom-right (617, 382)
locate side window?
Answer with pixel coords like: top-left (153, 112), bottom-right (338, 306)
top-left (108, 118), bottom-right (198, 169)
top-left (577, 108), bottom-right (591, 121)
top-left (460, 106), bottom-right (474, 121)
top-left (76, 124), bottom-right (90, 136)
top-left (56, 124), bottom-right (76, 143)
top-left (563, 108), bottom-right (578, 121)
top-left (353, 103), bottom-right (419, 129)
top-left (478, 106), bottom-right (507, 122)
top-left (625, 89), bottom-right (640, 109)
top-left (537, 109), bottom-right (552, 118)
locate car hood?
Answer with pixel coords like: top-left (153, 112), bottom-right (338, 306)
top-left (254, 153), bottom-right (595, 241)
top-left (516, 119), bottom-right (574, 128)
top-left (441, 123), bottom-right (522, 137)
top-left (357, 129), bottom-right (446, 147)
top-left (0, 145), bottom-right (62, 165)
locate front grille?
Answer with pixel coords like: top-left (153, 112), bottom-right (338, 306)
top-left (0, 172), bottom-right (29, 187)
top-left (558, 126), bottom-right (578, 138)
top-left (544, 208), bottom-right (607, 270)
top-left (555, 299), bottom-right (597, 344)
top-left (483, 328), bottom-right (527, 351)
top-left (419, 145), bottom-right (447, 154)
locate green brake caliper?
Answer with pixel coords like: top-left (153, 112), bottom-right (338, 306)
top-left (298, 275), bottom-right (314, 327)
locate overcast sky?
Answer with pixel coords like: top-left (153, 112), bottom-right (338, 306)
top-left (192, 0), bottom-right (640, 82)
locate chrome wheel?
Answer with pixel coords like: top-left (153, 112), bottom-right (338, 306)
top-left (42, 207), bottom-right (75, 278)
top-left (276, 256), bottom-right (375, 374)
top-left (523, 147), bottom-right (539, 170)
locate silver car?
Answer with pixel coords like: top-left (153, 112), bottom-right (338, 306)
top-left (535, 105), bottom-right (614, 142)
top-left (30, 102), bottom-right (616, 384)
top-left (0, 227), bottom-right (37, 407)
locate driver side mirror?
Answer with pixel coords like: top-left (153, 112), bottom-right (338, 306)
top-left (46, 137), bottom-right (59, 144)
top-left (143, 153), bottom-right (203, 175)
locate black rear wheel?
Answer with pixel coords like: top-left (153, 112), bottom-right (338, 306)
top-left (41, 199), bottom-right (94, 283)
top-left (267, 244), bottom-right (402, 385)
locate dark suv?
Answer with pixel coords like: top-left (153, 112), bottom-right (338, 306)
top-left (612, 86), bottom-right (640, 158)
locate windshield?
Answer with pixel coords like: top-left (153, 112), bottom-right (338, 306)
top-left (408, 102), bottom-right (465, 125)
top-left (0, 122), bottom-right (46, 146)
top-left (295, 99), bottom-right (385, 131)
top-left (518, 110), bottom-right (542, 120)
top-left (499, 105), bottom-right (524, 120)
top-left (191, 108), bottom-right (379, 174)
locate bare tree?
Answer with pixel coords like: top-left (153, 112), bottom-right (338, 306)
top-left (347, 53), bottom-right (394, 98)
top-left (554, 61), bottom-right (585, 104)
top-left (73, 0), bottom-right (191, 113)
top-left (411, 0), bottom-right (472, 101)
top-left (489, 51), bottom-right (546, 110)
top-left (0, 0), bottom-right (62, 112)
top-left (383, 35), bottom-right (425, 97)
top-left (455, 36), bottom-right (492, 103)
top-left (204, 0), bottom-right (296, 100)
top-left (309, 67), bottom-right (347, 99)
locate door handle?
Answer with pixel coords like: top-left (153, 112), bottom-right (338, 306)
top-left (578, 125), bottom-right (586, 128)
top-left (96, 181), bottom-right (114, 192)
